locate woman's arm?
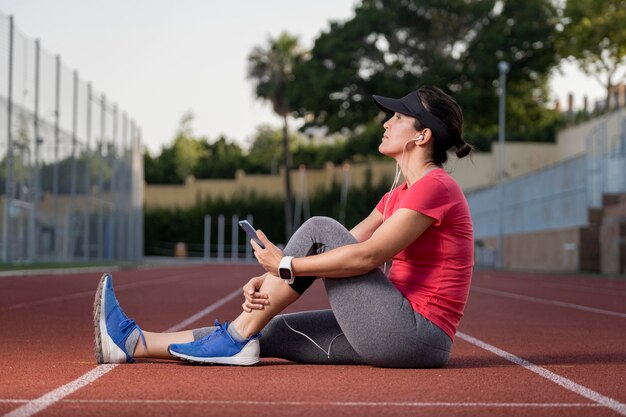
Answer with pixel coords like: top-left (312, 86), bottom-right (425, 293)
top-left (350, 208), bottom-right (383, 242)
top-left (253, 208), bottom-right (434, 278)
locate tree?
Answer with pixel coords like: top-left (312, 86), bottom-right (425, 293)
top-left (172, 112), bottom-right (207, 181)
top-left (143, 112), bottom-right (245, 184)
top-left (559, 0), bottom-right (626, 109)
top-left (246, 125), bottom-right (283, 174)
top-left (288, 0), bottom-right (560, 150)
top-left (248, 32), bottom-right (305, 240)
top-left (194, 136), bottom-right (246, 179)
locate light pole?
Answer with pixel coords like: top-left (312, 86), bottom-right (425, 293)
top-left (497, 60), bottom-right (509, 269)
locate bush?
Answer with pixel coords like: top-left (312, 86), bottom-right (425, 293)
top-left (144, 169), bottom-right (392, 256)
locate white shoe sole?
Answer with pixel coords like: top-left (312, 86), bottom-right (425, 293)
top-left (168, 338), bottom-right (260, 366)
top-left (93, 273), bottom-right (128, 364)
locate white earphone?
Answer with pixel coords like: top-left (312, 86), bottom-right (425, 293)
top-left (415, 134), bottom-right (425, 143)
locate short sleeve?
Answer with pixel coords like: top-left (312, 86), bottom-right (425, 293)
top-left (399, 176), bottom-right (452, 226)
top-left (375, 191), bottom-right (391, 213)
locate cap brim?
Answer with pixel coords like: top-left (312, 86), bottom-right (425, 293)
top-left (372, 95), bottom-right (413, 116)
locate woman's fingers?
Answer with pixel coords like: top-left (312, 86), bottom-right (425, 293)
top-left (250, 239), bottom-right (264, 252)
top-left (256, 230), bottom-right (271, 246)
top-left (243, 298), bottom-right (268, 311)
top-left (242, 276), bottom-right (269, 313)
top-left (245, 293), bottom-right (269, 304)
top-left (250, 230), bottom-right (284, 275)
top-left (244, 283), bottom-right (257, 295)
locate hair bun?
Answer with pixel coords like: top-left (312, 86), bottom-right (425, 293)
top-left (455, 140), bottom-right (472, 159)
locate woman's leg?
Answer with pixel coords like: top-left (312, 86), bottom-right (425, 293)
top-left (259, 310), bottom-right (365, 364)
top-left (133, 331), bottom-right (194, 359)
top-left (96, 222), bottom-right (314, 364)
top-left (229, 273), bottom-right (301, 339)
top-left (245, 216), bottom-right (452, 368)
top-left (188, 216), bottom-right (450, 367)
top-left (227, 217), bottom-right (336, 339)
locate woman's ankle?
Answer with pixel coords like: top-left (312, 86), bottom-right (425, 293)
top-left (230, 318), bottom-right (257, 340)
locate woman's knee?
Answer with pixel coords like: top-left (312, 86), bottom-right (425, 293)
top-left (298, 216), bottom-right (355, 246)
top-left (301, 216), bottom-right (343, 231)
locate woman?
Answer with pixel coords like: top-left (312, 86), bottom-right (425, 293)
top-left (94, 86), bottom-right (473, 368)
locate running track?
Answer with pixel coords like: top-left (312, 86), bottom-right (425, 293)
top-left (0, 265), bottom-right (625, 417)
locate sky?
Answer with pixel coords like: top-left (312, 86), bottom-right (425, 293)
top-left (0, 0), bottom-right (609, 154)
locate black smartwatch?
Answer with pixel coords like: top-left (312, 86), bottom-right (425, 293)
top-left (278, 256), bottom-right (295, 284)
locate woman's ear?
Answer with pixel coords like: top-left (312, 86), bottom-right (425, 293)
top-left (415, 129), bottom-right (432, 145)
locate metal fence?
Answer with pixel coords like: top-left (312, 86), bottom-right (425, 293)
top-left (468, 110), bottom-right (626, 241)
top-left (0, 14), bottom-right (143, 264)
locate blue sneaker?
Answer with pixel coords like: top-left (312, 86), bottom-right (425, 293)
top-left (168, 320), bottom-right (260, 365)
top-left (93, 273), bottom-right (145, 364)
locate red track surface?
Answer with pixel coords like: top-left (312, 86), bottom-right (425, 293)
top-left (1, 265), bottom-right (625, 417)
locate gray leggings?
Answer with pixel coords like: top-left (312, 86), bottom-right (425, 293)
top-left (194, 216), bottom-right (452, 368)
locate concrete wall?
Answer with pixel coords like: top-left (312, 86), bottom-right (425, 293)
top-left (145, 161), bottom-right (403, 209)
top-left (480, 228), bottom-right (583, 272)
top-left (600, 194), bottom-right (626, 274)
top-left (476, 199), bottom-right (626, 274)
top-left (556, 108), bottom-right (626, 159)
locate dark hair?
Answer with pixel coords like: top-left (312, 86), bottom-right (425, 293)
top-left (413, 86), bottom-right (472, 165)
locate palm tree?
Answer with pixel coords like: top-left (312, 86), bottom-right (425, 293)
top-left (247, 32), bottom-right (304, 241)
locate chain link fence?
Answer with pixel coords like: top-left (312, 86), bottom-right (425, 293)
top-left (0, 14), bottom-right (143, 264)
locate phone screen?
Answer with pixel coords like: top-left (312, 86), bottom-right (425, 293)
top-left (238, 220), bottom-right (265, 249)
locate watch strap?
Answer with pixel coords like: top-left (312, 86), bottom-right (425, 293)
top-left (278, 256), bottom-right (295, 284)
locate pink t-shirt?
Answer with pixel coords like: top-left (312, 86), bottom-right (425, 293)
top-left (375, 168), bottom-right (473, 340)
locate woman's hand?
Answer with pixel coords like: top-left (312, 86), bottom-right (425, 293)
top-left (250, 230), bottom-right (284, 276)
top-left (242, 275), bottom-right (269, 313)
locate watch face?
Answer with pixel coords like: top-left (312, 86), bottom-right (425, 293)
top-left (279, 268), bottom-right (291, 281)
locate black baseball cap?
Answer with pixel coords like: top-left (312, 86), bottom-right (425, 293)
top-left (372, 91), bottom-right (452, 146)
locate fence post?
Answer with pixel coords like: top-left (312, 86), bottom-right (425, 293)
top-left (28, 38), bottom-right (41, 263)
top-left (110, 104), bottom-right (118, 261)
top-left (3, 15), bottom-right (15, 263)
top-left (217, 214), bottom-right (225, 261)
top-left (83, 83), bottom-right (92, 260)
top-left (204, 214), bottom-right (211, 260)
top-left (231, 214), bottom-right (239, 262)
top-left (67, 69), bottom-right (79, 260)
top-left (122, 113), bottom-right (129, 260)
top-left (52, 54), bottom-right (62, 259)
top-left (128, 121), bottom-right (136, 260)
top-left (97, 94), bottom-right (106, 260)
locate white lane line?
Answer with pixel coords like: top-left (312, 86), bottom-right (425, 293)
top-left (472, 286), bottom-right (626, 319)
top-left (3, 274), bottom-right (189, 311)
top-left (1, 366), bottom-right (116, 417)
top-left (2, 288), bottom-right (241, 417)
top-left (0, 399), bottom-right (604, 408)
top-left (0, 267), bottom-right (121, 279)
top-left (457, 332), bottom-right (626, 416)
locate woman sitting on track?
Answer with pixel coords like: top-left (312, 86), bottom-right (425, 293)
top-left (94, 85), bottom-right (474, 368)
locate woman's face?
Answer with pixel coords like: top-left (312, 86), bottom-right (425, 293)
top-left (378, 112), bottom-right (420, 157)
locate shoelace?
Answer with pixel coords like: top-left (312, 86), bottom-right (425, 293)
top-left (120, 318), bottom-right (147, 350)
top-left (195, 320), bottom-right (262, 345)
top-left (190, 319), bottom-right (227, 345)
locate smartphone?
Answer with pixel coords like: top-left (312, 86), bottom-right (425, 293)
top-left (238, 220), bottom-right (265, 249)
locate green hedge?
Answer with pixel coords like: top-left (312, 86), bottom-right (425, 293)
top-left (144, 169), bottom-right (392, 256)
